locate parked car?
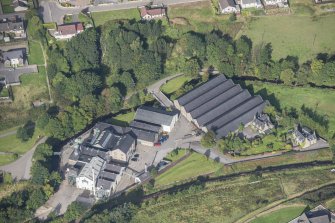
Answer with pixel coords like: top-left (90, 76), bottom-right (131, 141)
top-left (160, 135), bottom-right (169, 143)
top-left (131, 157), bottom-right (138, 162)
top-left (154, 142), bottom-right (161, 147)
top-left (134, 154), bottom-right (139, 158)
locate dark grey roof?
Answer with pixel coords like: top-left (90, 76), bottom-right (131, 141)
top-left (196, 90), bottom-right (252, 126)
top-left (2, 49), bottom-right (24, 60)
top-left (177, 75), bottom-right (266, 138)
top-left (219, 0), bottom-right (237, 9)
top-left (134, 106), bottom-right (178, 126)
top-left (99, 171), bottom-right (117, 182)
top-left (0, 21), bottom-right (24, 32)
top-left (191, 84), bottom-right (243, 119)
top-left (104, 163), bottom-right (123, 174)
top-left (131, 128), bottom-right (158, 143)
top-left (177, 75), bottom-right (227, 106)
top-left (115, 134), bottom-right (135, 154)
top-left (183, 79), bottom-right (235, 113)
top-left (96, 178), bottom-right (113, 190)
top-left (130, 120), bottom-right (161, 133)
top-left (241, 0), bottom-right (259, 4)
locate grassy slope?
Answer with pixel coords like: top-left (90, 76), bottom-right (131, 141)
top-left (155, 152), bottom-right (222, 187)
top-left (108, 112), bottom-right (135, 127)
top-left (161, 76), bottom-right (192, 94)
top-left (164, 149), bottom-right (188, 162)
top-left (0, 129), bottom-right (41, 154)
top-left (249, 81), bottom-right (335, 137)
top-left (134, 178), bottom-right (285, 223)
top-left (91, 8), bottom-right (141, 26)
top-left (240, 15), bottom-right (335, 61)
top-left (250, 206), bottom-right (306, 223)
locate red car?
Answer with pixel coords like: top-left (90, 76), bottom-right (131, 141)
top-left (154, 142), bottom-right (161, 147)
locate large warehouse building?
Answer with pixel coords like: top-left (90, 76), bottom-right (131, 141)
top-left (174, 75), bottom-right (266, 138)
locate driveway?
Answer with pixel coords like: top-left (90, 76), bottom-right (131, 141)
top-left (0, 65), bottom-right (38, 85)
top-left (35, 181), bottom-right (84, 220)
top-left (0, 136), bottom-right (47, 180)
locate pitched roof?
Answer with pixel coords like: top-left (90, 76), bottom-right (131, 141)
top-left (131, 128), bottom-right (158, 143)
top-left (57, 23), bottom-right (83, 35)
top-left (134, 106), bottom-right (178, 127)
top-left (78, 156), bottom-right (105, 181)
top-left (2, 49), bottom-right (24, 60)
top-left (176, 75), bottom-right (266, 138)
top-left (241, 0), bottom-right (260, 5)
top-left (0, 21), bottom-right (24, 32)
top-left (140, 6), bottom-right (165, 17)
top-left (130, 120), bottom-right (161, 133)
top-left (219, 0), bottom-right (237, 9)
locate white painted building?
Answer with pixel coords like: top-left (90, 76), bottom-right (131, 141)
top-left (140, 6), bottom-right (166, 20)
top-left (240, 0), bottom-right (263, 8)
top-left (219, 0), bottom-right (240, 14)
top-left (54, 23), bottom-right (84, 40)
top-left (76, 157), bottom-right (105, 191)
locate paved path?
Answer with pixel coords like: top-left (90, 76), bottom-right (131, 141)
top-left (0, 130), bottom-right (17, 139)
top-left (0, 136), bottom-right (47, 180)
top-left (40, 0), bottom-right (205, 24)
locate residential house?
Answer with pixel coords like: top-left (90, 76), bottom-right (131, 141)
top-left (140, 5), bottom-right (166, 20)
top-left (13, 0), bottom-right (29, 11)
top-left (251, 113), bottom-right (274, 134)
top-left (219, 0), bottom-right (240, 14)
top-left (240, 0), bottom-right (263, 8)
top-left (289, 205), bottom-right (335, 223)
top-left (54, 23), bottom-right (84, 40)
top-left (0, 20), bottom-right (26, 39)
top-left (263, 0), bottom-right (288, 7)
top-left (76, 156), bottom-right (105, 191)
top-left (292, 125), bottom-right (317, 149)
top-left (2, 49), bottom-right (25, 67)
top-left (174, 75), bottom-right (266, 138)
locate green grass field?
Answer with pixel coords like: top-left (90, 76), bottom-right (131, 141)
top-left (248, 81), bottom-right (335, 137)
top-left (326, 198), bottom-right (335, 211)
top-left (91, 8), bottom-right (141, 26)
top-left (240, 15), bottom-right (335, 62)
top-left (1, 0), bottom-right (14, 13)
top-left (0, 130), bottom-right (40, 154)
top-left (134, 178), bottom-right (285, 223)
top-left (108, 111), bottom-right (135, 127)
top-left (0, 154), bottom-right (16, 166)
top-left (155, 152), bottom-right (222, 187)
top-left (164, 149), bottom-right (188, 162)
top-left (250, 206), bottom-right (306, 223)
top-left (161, 76), bottom-right (192, 94)
top-left (28, 41), bottom-right (44, 65)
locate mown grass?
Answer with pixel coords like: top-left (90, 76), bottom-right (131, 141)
top-left (239, 14), bottom-right (335, 62)
top-left (250, 205), bottom-right (306, 223)
top-left (326, 198), bottom-right (335, 211)
top-left (161, 76), bottom-right (192, 94)
top-left (155, 152), bottom-right (222, 187)
top-left (164, 148), bottom-right (188, 162)
top-left (248, 81), bottom-right (335, 138)
top-left (108, 111), bottom-right (135, 127)
top-left (0, 154), bottom-right (16, 166)
top-left (91, 8), bottom-right (141, 26)
top-left (0, 129), bottom-right (41, 154)
top-left (28, 41), bottom-right (44, 65)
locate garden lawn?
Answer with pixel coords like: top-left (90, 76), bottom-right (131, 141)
top-left (239, 15), bottom-right (335, 62)
top-left (164, 148), bottom-right (188, 162)
top-left (161, 76), bottom-right (192, 94)
top-left (0, 129), bottom-right (41, 154)
top-left (155, 152), bottom-right (222, 187)
top-left (1, 0), bottom-right (14, 13)
top-left (241, 134), bottom-right (287, 156)
top-left (250, 205), bottom-right (306, 223)
top-left (108, 111), bottom-right (135, 126)
top-left (91, 8), bottom-right (141, 26)
top-left (249, 81), bottom-right (335, 138)
top-left (28, 41), bottom-right (44, 65)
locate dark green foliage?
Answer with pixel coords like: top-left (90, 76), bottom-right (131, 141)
top-left (16, 121), bottom-right (35, 142)
top-left (63, 202), bottom-right (86, 222)
top-left (34, 143), bottom-right (53, 162)
top-left (26, 189), bottom-right (47, 210)
top-left (183, 58), bottom-right (200, 77)
top-left (200, 131), bottom-right (216, 148)
top-left (101, 87), bottom-right (123, 113)
top-left (178, 32), bottom-right (206, 59)
top-left (65, 28), bottom-right (100, 72)
top-left (31, 162), bottom-right (50, 185)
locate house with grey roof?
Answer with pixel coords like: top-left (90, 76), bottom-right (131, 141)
top-left (174, 75), bottom-right (266, 138)
top-left (219, 0), bottom-right (240, 14)
top-left (289, 205), bottom-right (335, 223)
top-left (0, 20), bottom-right (26, 39)
top-left (76, 156), bottom-right (105, 191)
top-left (240, 0), bottom-right (263, 8)
top-left (251, 113), bottom-right (274, 134)
top-left (292, 125), bottom-right (317, 149)
top-left (130, 106), bottom-right (179, 146)
top-left (1, 49), bottom-right (25, 67)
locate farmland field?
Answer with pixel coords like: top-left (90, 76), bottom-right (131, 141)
top-left (239, 15), bottom-right (335, 62)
